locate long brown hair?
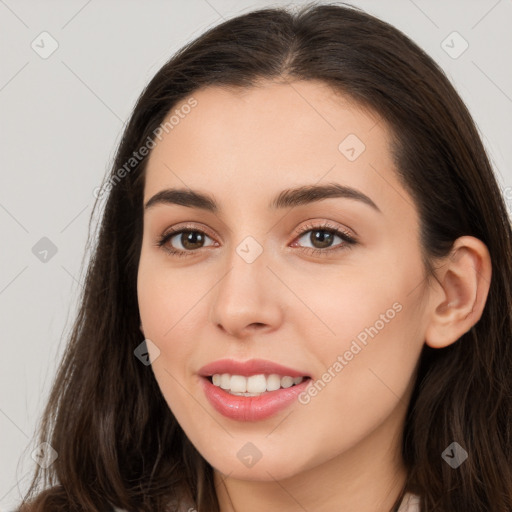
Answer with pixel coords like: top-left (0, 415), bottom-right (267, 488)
top-left (18, 2), bottom-right (512, 511)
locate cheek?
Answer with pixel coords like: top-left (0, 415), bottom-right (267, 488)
top-left (137, 254), bottom-right (206, 400)
top-left (298, 256), bottom-right (424, 413)
top-left (137, 277), bottom-right (195, 424)
top-left (292, 261), bottom-right (410, 351)
top-left (137, 250), bottom-right (203, 339)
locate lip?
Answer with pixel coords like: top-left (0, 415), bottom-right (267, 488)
top-left (198, 358), bottom-right (312, 422)
top-left (198, 358), bottom-right (310, 378)
top-left (201, 376), bottom-right (311, 421)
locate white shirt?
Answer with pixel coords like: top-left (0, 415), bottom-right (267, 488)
top-left (398, 492), bottom-right (421, 511)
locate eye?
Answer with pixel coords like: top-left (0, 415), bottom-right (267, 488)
top-left (156, 224), bottom-right (217, 257)
top-left (291, 221), bottom-right (357, 256)
top-left (155, 221), bottom-right (357, 258)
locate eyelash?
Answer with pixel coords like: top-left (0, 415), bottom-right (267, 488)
top-left (154, 221), bottom-right (357, 258)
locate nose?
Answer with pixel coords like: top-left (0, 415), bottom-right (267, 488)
top-left (209, 245), bottom-right (284, 339)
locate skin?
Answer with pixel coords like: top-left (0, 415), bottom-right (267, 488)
top-left (136, 80), bottom-right (491, 512)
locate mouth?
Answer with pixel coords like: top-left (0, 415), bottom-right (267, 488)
top-left (206, 373), bottom-right (308, 396)
top-left (198, 359), bottom-right (312, 421)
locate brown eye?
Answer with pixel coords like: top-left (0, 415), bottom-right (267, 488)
top-left (303, 229), bottom-right (336, 249)
top-left (294, 226), bottom-right (356, 253)
top-left (157, 228), bottom-right (216, 256)
top-left (176, 231), bottom-right (208, 250)
top-left (289, 220), bottom-right (358, 258)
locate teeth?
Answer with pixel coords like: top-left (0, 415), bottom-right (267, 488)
top-left (210, 373), bottom-right (305, 394)
top-left (220, 373), bottom-right (231, 390)
top-left (281, 376), bottom-right (294, 388)
top-left (266, 374), bottom-right (281, 391)
top-left (230, 375), bottom-right (246, 393)
top-left (247, 374), bottom-right (267, 393)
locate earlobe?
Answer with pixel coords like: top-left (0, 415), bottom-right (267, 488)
top-left (424, 236), bottom-right (492, 349)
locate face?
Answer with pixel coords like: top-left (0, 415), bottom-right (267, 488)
top-left (137, 80), bottom-right (430, 482)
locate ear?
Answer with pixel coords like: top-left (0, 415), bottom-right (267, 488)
top-left (424, 236), bottom-right (492, 349)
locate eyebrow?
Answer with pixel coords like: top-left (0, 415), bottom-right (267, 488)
top-left (144, 183), bottom-right (381, 213)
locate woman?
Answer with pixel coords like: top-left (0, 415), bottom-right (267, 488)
top-left (18, 2), bottom-right (512, 511)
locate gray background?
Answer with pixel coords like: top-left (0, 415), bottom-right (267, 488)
top-left (1, 0), bottom-right (511, 509)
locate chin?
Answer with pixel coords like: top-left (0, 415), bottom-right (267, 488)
top-left (205, 450), bottom-right (312, 482)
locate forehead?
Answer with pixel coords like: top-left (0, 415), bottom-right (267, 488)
top-left (143, 80), bottom-right (415, 222)
top-left (162, 80), bottom-right (383, 153)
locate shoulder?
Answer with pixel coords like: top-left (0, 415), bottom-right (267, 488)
top-left (398, 492), bottom-right (421, 512)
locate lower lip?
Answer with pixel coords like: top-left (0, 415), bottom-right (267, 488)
top-left (201, 377), bottom-right (311, 422)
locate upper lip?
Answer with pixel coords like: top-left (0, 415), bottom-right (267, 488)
top-left (198, 358), bottom-right (310, 378)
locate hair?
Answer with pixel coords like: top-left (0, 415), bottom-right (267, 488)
top-left (17, 2), bottom-right (512, 511)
